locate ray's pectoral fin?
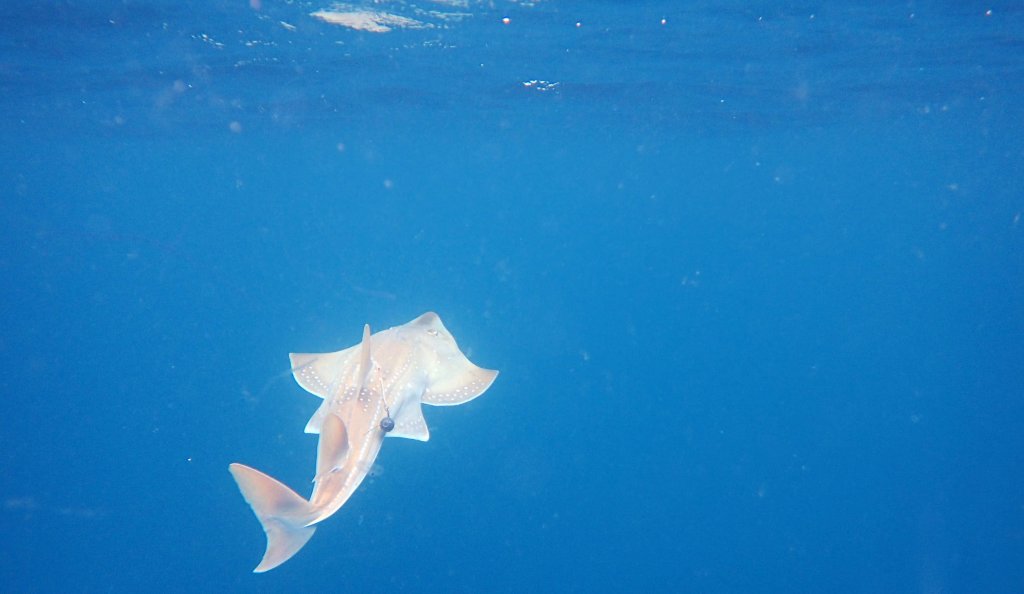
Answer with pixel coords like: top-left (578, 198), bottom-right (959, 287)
top-left (413, 312), bottom-right (500, 406)
top-left (228, 463), bottom-right (316, 573)
top-left (423, 360), bottom-right (499, 406)
top-left (290, 347), bottom-right (357, 399)
top-left (388, 393), bottom-right (430, 441)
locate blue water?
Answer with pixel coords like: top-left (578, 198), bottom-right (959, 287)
top-left (2, 1), bottom-right (1023, 592)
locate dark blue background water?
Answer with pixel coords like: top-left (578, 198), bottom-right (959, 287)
top-left (1, 1), bottom-right (1022, 592)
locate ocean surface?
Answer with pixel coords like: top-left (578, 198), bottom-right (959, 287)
top-left (1, 1), bottom-right (1022, 592)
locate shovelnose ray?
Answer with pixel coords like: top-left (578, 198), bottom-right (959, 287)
top-left (229, 312), bottom-right (498, 572)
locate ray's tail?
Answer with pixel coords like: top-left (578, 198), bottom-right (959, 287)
top-left (228, 463), bottom-right (316, 572)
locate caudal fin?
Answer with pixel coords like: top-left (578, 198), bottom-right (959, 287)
top-left (229, 463), bottom-right (316, 572)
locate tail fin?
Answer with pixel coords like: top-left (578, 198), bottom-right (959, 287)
top-left (229, 463), bottom-right (316, 572)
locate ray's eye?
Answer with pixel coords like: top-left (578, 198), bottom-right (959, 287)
top-left (380, 417), bottom-right (395, 433)
top-left (426, 328), bottom-right (438, 336)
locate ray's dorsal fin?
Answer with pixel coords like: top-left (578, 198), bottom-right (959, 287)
top-left (356, 324), bottom-right (373, 389)
top-left (315, 413), bottom-right (350, 478)
top-left (304, 400), bottom-right (329, 434)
